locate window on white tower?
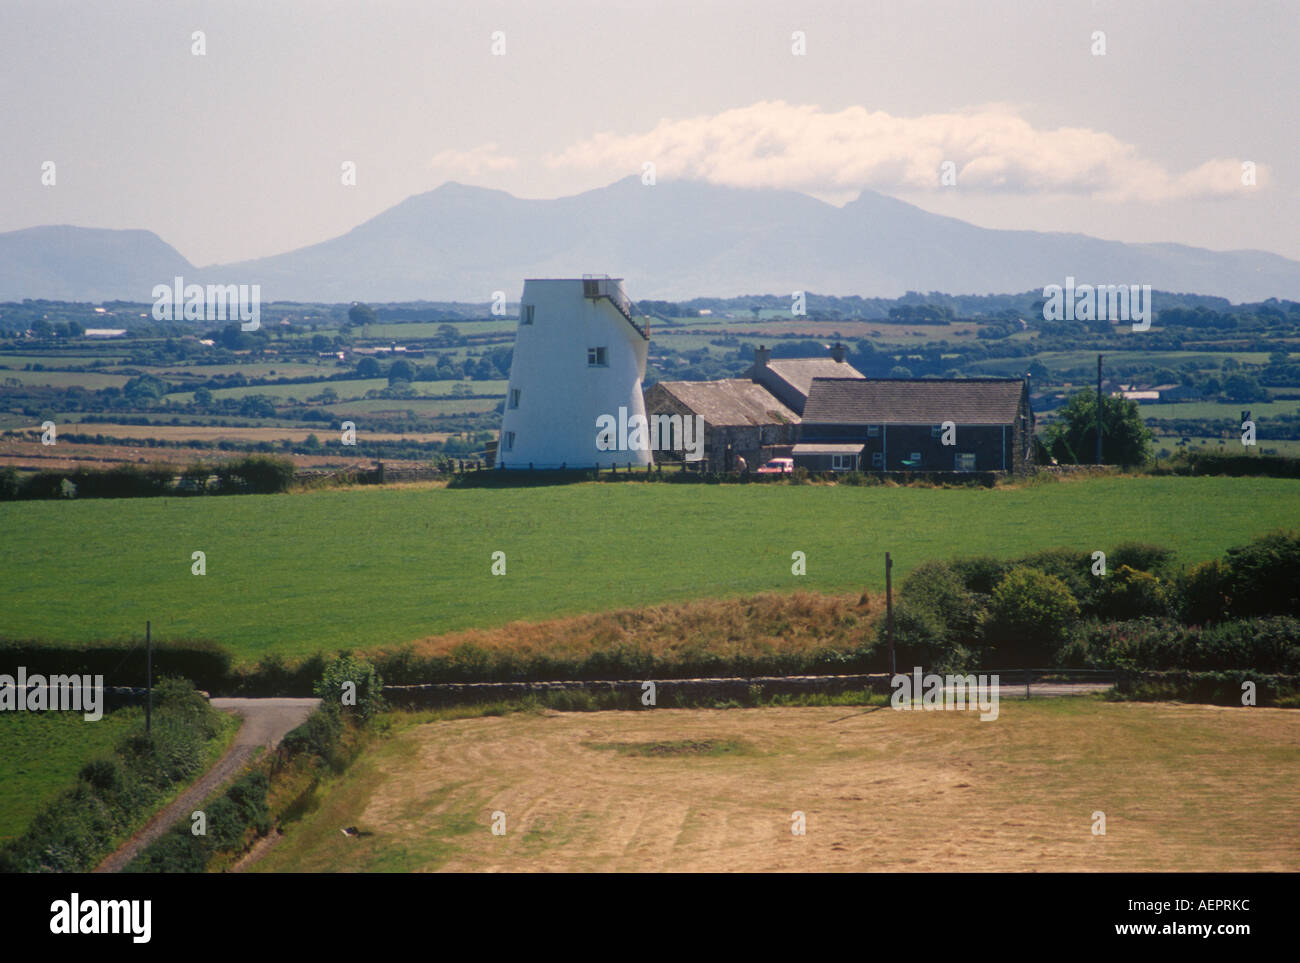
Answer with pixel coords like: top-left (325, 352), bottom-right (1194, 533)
top-left (587, 346), bottom-right (608, 366)
top-left (502, 431), bottom-right (515, 451)
top-left (509, 388), bottom-right (520, 409)
top-left (521, 305), bottom-right (534, 324)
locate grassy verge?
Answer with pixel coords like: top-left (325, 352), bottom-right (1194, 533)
top-left (0, 709), bottom-right (142, 840)
top-left (0, 680), bottom-right (238, 872)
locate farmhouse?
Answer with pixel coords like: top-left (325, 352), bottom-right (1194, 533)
top-left (795, 377), bottom-right (1034, 474)
top-left (644, 343), bottom-right (864, 470)
top-left (747, 343), bottom-right (863, 414)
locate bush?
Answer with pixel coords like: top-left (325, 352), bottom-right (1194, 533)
top-left (1093, 565), bottom-right (1173, 621)
top-left (0, 466), bottom-right (19, 500)
top-left (314, 654), bottom-right (384, 720)
top-left (1014, 548), bottom-right (1096, 611)
top-left (897, 560), bottom-right (984, 650)
top-left (1109, 542), bottom-right (1176, 577)
top-left (1112, 670), bottom-right (1300, 707)
top-left (1223, 530), bottom-right (1300, 618)
top-left (1176, 559), bottom-right (1230, 625)
top-left (1154, 451), bottom-right (1300, 479)
top-left (874, 599), bottom-right (954, 672)
top-left (215, 455), bottom-right (295, 494)
top-left (124, 769), bottom-right (270, 873)
top-left (0, 639), bottom-right (232, 693)
top-left (949, 556), bottom-right (1009, 596)
top-left (130, 827), bottom-right (213, 873)
top-left (279, 710), bottom-right (343, 762)
top-left (1066, 616), bottom-right (1300, 673)
top-left (79, 756), bottom-right (125, 794)
top-left (983, 567), bottom-right (1081, 664)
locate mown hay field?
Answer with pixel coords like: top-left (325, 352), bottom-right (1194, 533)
top-left (255, 698), bottom-right (1300, 872)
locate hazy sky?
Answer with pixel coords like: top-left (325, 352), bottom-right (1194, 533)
top-left (2, 0), bottom-right (1297, 267)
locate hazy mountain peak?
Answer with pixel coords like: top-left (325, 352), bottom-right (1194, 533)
top-left (2, 179), bottom-right (1299, 303)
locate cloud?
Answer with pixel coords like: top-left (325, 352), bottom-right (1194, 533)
top-left (543, 101), bottom-right (1263, 201)
top-left (429, 143), bottom-right (519, 177)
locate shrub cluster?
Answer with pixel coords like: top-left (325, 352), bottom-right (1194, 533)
top-left (0, 455), bottom-right (296, 501)
top-left (1148, 451), bottom-right (1300, 479)
top-left (876, 530), bottom-right (1299, 671)
top-left (1060, 617), bottom-right (1300, 673)
top-left (123, 771), bottom-right (270, 873)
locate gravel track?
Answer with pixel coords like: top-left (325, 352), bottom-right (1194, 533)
top-left (94, 697), bottom-right (317, 873)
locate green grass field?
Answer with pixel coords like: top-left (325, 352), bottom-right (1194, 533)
top-left (1, 475), bottom-right (1295, 660)
top-left (0, 709), bottom-right (142, 839)
top-left (166, 377), bottom-right (508, 404)
top-left (0, 369), bottom-right (131, 389)
top-left (322, 396), bottom-right (502, 416)
top-left (1144, 400), bottom-right (1300, 420)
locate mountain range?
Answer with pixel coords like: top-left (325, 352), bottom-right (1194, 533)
top-left (3, 177), bottom-right (1299, 304)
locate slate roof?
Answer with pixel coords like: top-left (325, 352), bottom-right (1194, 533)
top-left (802, 378), bottom-right (1027, 426)
top-left (651, 379), bottom-right (799, 426)
top-left (755, 358), bottom-right (864, 399)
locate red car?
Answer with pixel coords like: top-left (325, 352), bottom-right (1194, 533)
top-left (756, 457), bottom-right (794, 474)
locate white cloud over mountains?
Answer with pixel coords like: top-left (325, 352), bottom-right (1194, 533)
top-left (436, 101), bottom-right (1262, 202)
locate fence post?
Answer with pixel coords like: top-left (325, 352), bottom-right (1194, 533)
top-left (885, 552), bottom-right (895, 677)
top-left (145, 620), bottom-right (152, 734)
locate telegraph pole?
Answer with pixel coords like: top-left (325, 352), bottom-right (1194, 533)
top-left (885, 553), bottom-right (895, 676)
top-left (145, 620), bottom-right (152, 734)
top-left (1096, 354), bottom-right (1104, 465)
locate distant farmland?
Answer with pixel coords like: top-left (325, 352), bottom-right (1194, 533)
top-left (2, 475), bottom-right (1295, 661)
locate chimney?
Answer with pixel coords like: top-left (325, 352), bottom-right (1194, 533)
top-left (754, 344), bottom-right (770, 369)
top-left (830, 342), bottom-right (847, 363)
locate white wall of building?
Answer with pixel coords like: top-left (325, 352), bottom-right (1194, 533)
top-left (498, 278), bottom-right (652, 469)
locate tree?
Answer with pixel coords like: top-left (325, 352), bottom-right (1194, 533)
top-left (1221, 373), bottom-right (1267, 403)
top-left (356, 356), bottom-right (381, 378)
top-left (219, 323), bottom-right (248, 351)
top-left (348, 303), bottom-right (377, 327)
top-left (388, 358), bottom-right (416, 385)
top-left (1044, 390), bottom-right (1151, 466)
top-left (123, 374), bottom-right (170, 404)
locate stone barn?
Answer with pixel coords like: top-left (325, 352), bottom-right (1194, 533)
top-left (643, 379), bottom-right (799, 471)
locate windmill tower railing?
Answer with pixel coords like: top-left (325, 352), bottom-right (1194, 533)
top-left (582, 274), bottom-right (649, 340)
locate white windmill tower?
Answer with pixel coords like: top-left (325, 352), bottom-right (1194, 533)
top-left (497, 275), bottom-right (653, 469)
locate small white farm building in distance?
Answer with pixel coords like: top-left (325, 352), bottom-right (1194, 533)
top-left (497, 276), bottom-right (653, 469)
